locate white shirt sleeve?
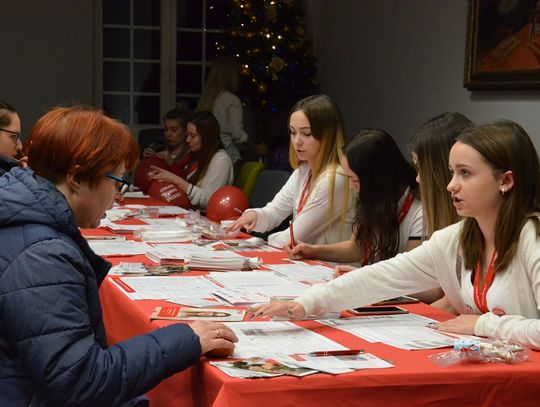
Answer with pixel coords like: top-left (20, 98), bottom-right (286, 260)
top-left (248, 168), bottom-right (300, 233)
top-left (296, 234), bottom-right (445, 316)
top-left (187, 150), bottom-right (233, 209)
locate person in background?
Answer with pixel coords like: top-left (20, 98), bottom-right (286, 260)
top-left (0, 99), bottom-right (26, 174)
top-left (286, 130), bottom-right (439, 303)
top-left (197, 56), bottom-right (248, 166)
top-left (142, 107), bottom-right (190, 167)
top-left (227, 95), bottom-right (355, 248)
top-left (0, 106), bottom-right (237, 406)
top-left (411, 112), bottom-right (475, 311)
top-left (150, 111), bottom-right (233, 209)
top-left (411, 112), bottom-right (474, 236)
top-left (251, 120), bottom-right (540, 351)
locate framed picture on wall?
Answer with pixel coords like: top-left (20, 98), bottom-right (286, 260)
top-left (464, 0), bottom-right (540, 89)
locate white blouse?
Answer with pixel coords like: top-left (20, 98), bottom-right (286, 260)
top-left (186, 149), bottom-right (233, 209)
top-left (248, 163), bottom-right (355, 248)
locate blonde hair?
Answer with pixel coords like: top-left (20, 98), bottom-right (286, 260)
top-left (197, 56), bottom-right (240, 112)
top-left (288, 95), bottom-right (351, 238)
top-left (411, 112), bottom-right (474, 236)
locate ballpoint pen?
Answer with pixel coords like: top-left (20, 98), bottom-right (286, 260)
top-left (307, 349), bottom-right (364, 357)
top-left (289, 220), bottom-right (296, 247)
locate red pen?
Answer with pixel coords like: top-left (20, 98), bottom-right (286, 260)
top-left (289, 220), bottom-right (296, 247)
top-left (307, 349), bottom-right (364, 357)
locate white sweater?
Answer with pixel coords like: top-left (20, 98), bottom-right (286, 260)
top-left (213, 91), bottom-right (248, 164)
top-left (249, 163), bottom-right (355, 248)
top-left (297, 220), bottom-right (540, 349)
top-left (186, 150), bottom-right (233, 209)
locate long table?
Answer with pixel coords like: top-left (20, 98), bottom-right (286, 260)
top-left (95, 201), bottom-right (540, 406)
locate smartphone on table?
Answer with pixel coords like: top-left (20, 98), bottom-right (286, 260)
top-left (347, 306), bottom-right (409, 316)
top-left (372, 295), bottom-right (420, 306)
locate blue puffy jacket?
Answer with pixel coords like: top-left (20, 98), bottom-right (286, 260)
top-left (0, 168), bottom-right (201, 406)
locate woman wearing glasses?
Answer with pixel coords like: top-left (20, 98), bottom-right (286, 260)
top-left (0, 106), bottom-right (237, 406)
top-left (0, 99), bottom-right (26, 174)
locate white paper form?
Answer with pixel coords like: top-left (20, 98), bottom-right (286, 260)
top-left (111, 275), bottom-right (220, 300)
top-left (266, 264), bottom-right (334, 285)
top-left (319, 314), bottom-right (456, 350)
top-left (207, 271), bottom-right (308, 298)
top-left (225, 321), bottom-right (347, 358)
top-left (274, 352), bottom-right (393, 374)
top-left (139, 218), bottom-right (187, 227)
top-left (88, 241), bottom-right (153, 257)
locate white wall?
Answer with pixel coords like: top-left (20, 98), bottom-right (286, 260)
top-left (0, 0), bottom-right (95, 133)
top-left (308, 0), bottom-right (540, 152)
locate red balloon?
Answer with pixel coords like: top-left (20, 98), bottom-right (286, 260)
top-left (148, 181), bottom-right (191, 209)
top-left (133, 158), bottom-right (167, 194)
top-left (206, 186), bottom-right (249, 222)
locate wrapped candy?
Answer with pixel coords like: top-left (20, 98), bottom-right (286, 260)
top-left (430, 339), bottom-right (529, 367)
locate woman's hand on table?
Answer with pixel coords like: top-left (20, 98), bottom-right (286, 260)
top-left (226, 211), bottom-right (258, 233)
top-left (430, 314), bottom-right (479, 335)
top-left (190, 321), bottom-right (238, 355)
top-left (333, 265), bottom-right (355, 278)
top-left (249, 301), bottom-right (306, 319)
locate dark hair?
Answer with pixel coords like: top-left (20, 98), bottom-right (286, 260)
top-left (163, 107), bottom-right (189, 130)
top-left (346, 129), bottom-right (418, 263)
top-left (0, 99), bottom-right (16, 127)
top-left (410, 112), bottom-right (474, 236)
top-left (27, 106), bottom-right (139, 187)
top-left (458, 120), bottom-right (540, 274)
top-left (187, 111), bottom-right (224, 184)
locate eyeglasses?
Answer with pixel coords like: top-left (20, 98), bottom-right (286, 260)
top-left (0, 128), bottom-right (22, 143)
top-left (105, 173), bottom-right (130, 196)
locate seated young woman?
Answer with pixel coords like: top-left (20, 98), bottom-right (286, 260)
top-left (149, 111), bottom-right (233, 209)
top-left (0, 106), bottom-right (237, 405)
top-left (251, 120), bottom-right (540, 350)
top-left (287, 129), bottom-right (439, 303)
top-left (411, 112), bottom-right (475, 311)
top-left (227, 95), bottom-right (355, 248)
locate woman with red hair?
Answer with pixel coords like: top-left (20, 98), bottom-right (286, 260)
top-left (0, 106), bottom-right (237, 406)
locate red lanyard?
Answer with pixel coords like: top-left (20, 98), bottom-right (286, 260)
top-left (296, 172), bottom-right (312, 214)
top-left (361, 190), bottom-right (415, 266)
top-left (473, 250), bottom-right (498, 314)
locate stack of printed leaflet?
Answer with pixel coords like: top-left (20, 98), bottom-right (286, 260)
top-left (185, 252), bottom-right (261, 271)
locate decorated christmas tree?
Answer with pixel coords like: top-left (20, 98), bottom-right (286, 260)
top-left (217, 0), bottom-right (318, 113)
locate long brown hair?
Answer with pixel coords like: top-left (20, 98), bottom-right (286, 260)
top-left (410, 112), bottom-right (474, 236)
top-left (187, 111), bottom-right (224, 185)
top-left (287, 95), bottom-right (351, 237)
top-left (197, 56), bottom-right (240, 111)
top-left (458, 121), bottom-right (540, 273)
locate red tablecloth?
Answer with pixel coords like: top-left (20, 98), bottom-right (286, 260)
top-left (95, 199), bottom-right (540, 406)
top-left (99, 270), bottom-right (540, 407)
